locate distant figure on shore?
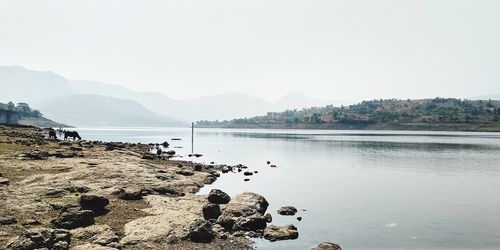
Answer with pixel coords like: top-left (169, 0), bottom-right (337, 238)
top-left (64, 131), bottom-right (81, 141)
top-left (48, 129), bottom-right (57, 139)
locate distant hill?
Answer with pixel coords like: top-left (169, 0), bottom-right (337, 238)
top-left (0, 66), bottom-right (76, 103)
top-left (197, 98), bottom-right (500, 132)
top-left (38, 94), bottom-right (182, 127)
top-left (0, 66), bottom-right (179, 127)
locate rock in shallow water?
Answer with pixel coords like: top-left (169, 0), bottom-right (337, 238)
top-left (263, 224), bottom-right (299, 242)
top-left (277, 206), bottom-right (298, 216)
top-left (312, 242), bottom-right (342, 250)
top-left (208, 189), bottom-right (231, 204)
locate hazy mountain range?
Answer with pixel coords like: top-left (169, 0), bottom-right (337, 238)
top-left (0, 65), bottom-right (341, 126)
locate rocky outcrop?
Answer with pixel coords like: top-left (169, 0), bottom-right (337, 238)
top-left (263, 224), bottom-right (299, 242)
top-left (312, 242), bottom-right (343, 250)
top-left (71, 224), bottom-right (120, 248)
top-left (208, 189), bottom-right (231, 204)
top-left (8, 227), bottom-right (70, 250)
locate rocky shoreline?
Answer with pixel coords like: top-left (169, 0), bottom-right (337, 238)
top-left (0, 125), bottom-right (341, 249)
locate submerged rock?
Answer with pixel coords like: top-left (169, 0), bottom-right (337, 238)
top-left (277, 206), bottom-right (298, 216)
top-left (263, 224), bottom-right (299, 242)
top-left (208, 189), bottom-right (231, 204)
top-left (189, 219), bottom-right (214, 243)
top-left (312, 242), bottom-right (342, 250)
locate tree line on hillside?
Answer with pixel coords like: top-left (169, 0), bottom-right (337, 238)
top-left (197, 98), bottom-right (500, 126)
top-left (0, 101), bottom-right (43, 118)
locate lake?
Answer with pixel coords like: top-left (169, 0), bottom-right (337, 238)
top-left (75, 127), bottom-right (500, 250)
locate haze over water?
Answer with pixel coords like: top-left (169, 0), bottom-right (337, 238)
top-left (76, 127), bottom-right (500, 249)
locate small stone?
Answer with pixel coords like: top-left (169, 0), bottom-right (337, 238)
top-left (265, 213), bottom-right (273, 223)
top-left (243, 171), bottom-right (253, 176)
top-left (0, 177), bottom-right (10, 185)
top-left (297, 217), bottom-right (302, 221)
top-left (244, 178), bottom-right (250, 182)
top-left (0, 216), bottom-right (17, 225)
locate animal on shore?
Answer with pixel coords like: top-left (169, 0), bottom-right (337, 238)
top-left (48, 130), bottom-right (57, 139)
top-left (64, 131), bottom-right (81, 141)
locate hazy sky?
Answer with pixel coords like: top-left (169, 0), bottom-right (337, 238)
top-left (1, 0), bottom-right (499, 102)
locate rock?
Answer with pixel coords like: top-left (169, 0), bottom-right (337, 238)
top-left (72, 243), bottom-right (117, 250)
top-left (166, 150), bottom-right (176, 155)
top-left (155, 174), bottom-right (172, 181)
top-left (270, 165), bottom-right (277, 168)
top-left (188, 219), bottom-right (214, 243)
top-left (116, 187), bottom-right (145, 200)
top-left (9, 227), bottom-right (70, 250)
top-left (278, 206), bottom-right (298, 216)
top-left (215, 215), bottom-right (235, 230)
top-left (243, 171), bottom-right (253, 176)
top-left (203, 203), bottom-right (221, 220)
top-left (263, 224), bottom-right (299, 242)
top-left (141, 153), bottom-right (156, 160)
top-left (224, 192), bottom-right (269, 217)
top-left (44, 188), bottom-right (69, 198)
top-left (78, 194), bottom-right (109, 213)
top-left (208, 189), bottom-right (231, 204)
top-left (71, 224), bottom-right (120, 247)
top-left (265, 213), bottom-right (273, 223)
top-left (194, 164), bottom-right (202, 171)
top-left (52, 210), bottom-right (95, 229)
top-left (65, 186), bottom-right (91, 193)
top-left (0, 177), bottom-right (9, 185)
top-left (204, 175), bottom-right (217, 184)
top-left (22, 219), bottom-right (41, 226)
top-left (0, 216), bottom-right (17, 225)
top-left (234, 215), bottom-right (268, 231)
top-left (244, 178), bottom-right (250, 182)
top-left (175, 170), bottom-right (194, 176)
top-left (161, 141), bottom-right (170, 147)
top-left (312, 242), bottom-right (343, 250)
top-left (297, 216), bottom-right (302, 221)
top-left (267, 161), bottom-right (271, 164)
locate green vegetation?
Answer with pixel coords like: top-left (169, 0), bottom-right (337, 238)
top-left (0, 101), bottom-right (43, 118)
top-left (197, 98), bottom-right (500, 131)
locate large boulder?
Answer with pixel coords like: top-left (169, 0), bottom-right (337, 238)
top-left (207, 189), bottom-right (231, 204)
top-left (52, 210), bottom-right (95, 229)
top-left (202, 203), bottom-right (221, 220)
top-left (78, 194), bottom-right (109, 213)
top-left (312, 242), bottom-right (342, 250)
top-left (277, 206), bottom-right (298, 216)
top-left (263, 224), bottom-right (299, 242)
top-left (223, 192), bottom-right (269, 217)
top-left (188, 219), bottom-right (214, 243)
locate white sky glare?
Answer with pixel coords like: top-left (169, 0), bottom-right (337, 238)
top-left (0, 0), bottom-right (499, 102)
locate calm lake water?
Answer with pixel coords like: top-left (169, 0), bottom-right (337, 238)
top-left (75, 127), bottom-right (500, 250)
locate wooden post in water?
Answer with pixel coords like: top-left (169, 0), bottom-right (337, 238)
top-left (191, 122), bottom-right (194, 154)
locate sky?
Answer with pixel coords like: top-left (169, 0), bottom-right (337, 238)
top-left (0, 0), bottom-right (499, 102)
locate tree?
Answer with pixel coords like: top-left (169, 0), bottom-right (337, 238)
top-left (7, 101), bottom-right (15, 111)
top-left (16, 103), bottom-right (31, 113)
